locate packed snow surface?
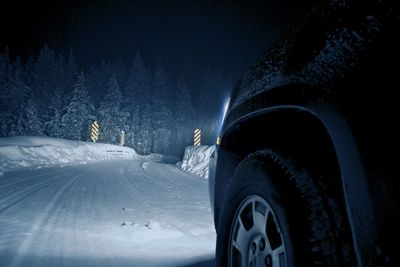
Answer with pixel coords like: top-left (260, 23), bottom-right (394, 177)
top-left (176, 145), bottom-right (216, 178)
top-left (0, 136), bottom-right (138, 174)
top-left (0, 137), bottom-right (216, 267)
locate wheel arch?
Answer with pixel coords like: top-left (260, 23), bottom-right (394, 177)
top-left (215, 104), bottom-right (378, 266)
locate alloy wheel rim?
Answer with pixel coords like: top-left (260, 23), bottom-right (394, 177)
top-left (228, 195), bottom-right (287, 267)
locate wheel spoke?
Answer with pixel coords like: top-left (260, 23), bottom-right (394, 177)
top-left (272, 245), bottom-right (285, 266)
top-left (252, 208), bottom-right (267, 234)
top-left (251, 199), bottom-right (270, 235)
top-left (233, 218), bottom-right (249, 253)
top-left (231, 218), bottom-right (250, 266)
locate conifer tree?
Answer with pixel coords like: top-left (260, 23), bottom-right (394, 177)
top-left (173, 76), bottom-right (195, 154)
top-left (97, 75), bottom-right (129, 144)
top-left (61, 72), bottom-right (94, 140)
top-left (151, 62), bottom-right (173, 154)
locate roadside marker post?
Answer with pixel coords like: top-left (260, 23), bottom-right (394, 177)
top-left (194, 128), bottom-right (201, 146)
top-left (120, 130), bottom-right (125, 146)
top-left (91, 121), bottom-right (99, 142)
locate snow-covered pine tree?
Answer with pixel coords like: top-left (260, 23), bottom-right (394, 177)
top-left (173, 75), bottom-right (195, 155)
top-left (0, 48), bottom-right (11, 86)
top-left (61, 72), bottom-right (94, 141)
top-left (86, 66), bottom-right (103, 108)
top-left (0, 49), bottom-right (13, 136)
top-left (122, 52), bottom-right (145, 150)
top-left (151, 62), bottom-right (173, 154)
top-left (136, 101), bottom-right (152, 154)
top-left (60, 49), bottom-right (79, 109)
top-left (87, 60), bottom-right (128, 109)
top-left (0, 63), bottom-right (32, 136)
top-left (14, 88), bottom-right (36, 136)
top-left (44, 86), bottom-right (64, 137)
top-left (33, 46), bottom-right (59, 120)
top-left (65, 49), bottom-right (79, 89)
top-left (22, 55), bottom-right (36, 89)
top-left (124, 52), bottom-right (148, 149)
top-left (17, 93), bottom-right (44, 136)
top-left (97, 74), bottom-right (129, 144)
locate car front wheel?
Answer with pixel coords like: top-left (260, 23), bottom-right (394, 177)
top-left (216, 150), bottom-right (344, 267)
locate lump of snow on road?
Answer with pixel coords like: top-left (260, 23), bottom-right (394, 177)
top-left (176, 145), bottom-right (215, 178)
top-left (0, 136), bottom-right (138, 173)
top-left (144, 153), bottom-right (179, 164)
top-left (119, 220), bottom-right (185, 241)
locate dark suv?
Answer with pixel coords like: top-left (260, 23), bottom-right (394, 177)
top-left (209, 0), bottom-right (399, 266)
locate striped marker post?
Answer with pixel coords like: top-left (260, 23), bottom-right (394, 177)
top-left (120, 130), bottom-right (125, 146)
top-left (91, 121), bottom-right (99, 142)
top-left (194, 128), bottom-right (201, 146)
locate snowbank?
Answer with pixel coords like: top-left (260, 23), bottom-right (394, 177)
top-left (176, 145), bottom-right (215, 178)
top-left (0, 136), bottom-right (138, 173)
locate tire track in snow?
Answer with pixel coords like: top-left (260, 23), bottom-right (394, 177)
top-left (30, 167), bottom-right (92, 266)
top-left (0, 168), bottom-right (78, 214)
top-left (118, 161), bottom-right (165, 210)
top-left (6, 166), bottom-right (92, 267)
top-left (0, 167), bottom-right (69, 190)
top-left (0, 168), bottom-right (83, 259)
top-left (138, 162), bottom-right (214, 237)
top-left (142, 162), bottom-right (205, 203)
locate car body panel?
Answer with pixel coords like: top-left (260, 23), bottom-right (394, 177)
top-left (210, 0), bottom-right (399, 266)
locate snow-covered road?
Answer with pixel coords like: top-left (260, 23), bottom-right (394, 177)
top-left (0, 159), bottom-right (216, 267)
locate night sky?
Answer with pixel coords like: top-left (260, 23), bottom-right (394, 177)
top-left (1, 0), bottom-right (317, 82)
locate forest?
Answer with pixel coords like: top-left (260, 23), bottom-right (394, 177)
top-left (0, 47), bottom-right (232, 156)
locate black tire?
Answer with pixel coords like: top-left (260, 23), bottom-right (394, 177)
top-left (216, 150), bottom-right (343, 267)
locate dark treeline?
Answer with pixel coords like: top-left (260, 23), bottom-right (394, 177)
top-left (0, 46), bottom-right (232, 156)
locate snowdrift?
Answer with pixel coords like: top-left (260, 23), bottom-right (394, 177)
top-left (0, 136), bottom-right (138, 174)
top-left (176, 145), bottom-right (216, 178)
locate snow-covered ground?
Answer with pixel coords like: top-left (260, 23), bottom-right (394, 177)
top-left (176, 146), bottom-right (215, 178)
top-left (0, 136), bottom-right (138, 175)
top-left (0, 137), bottom-right (216, 267)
